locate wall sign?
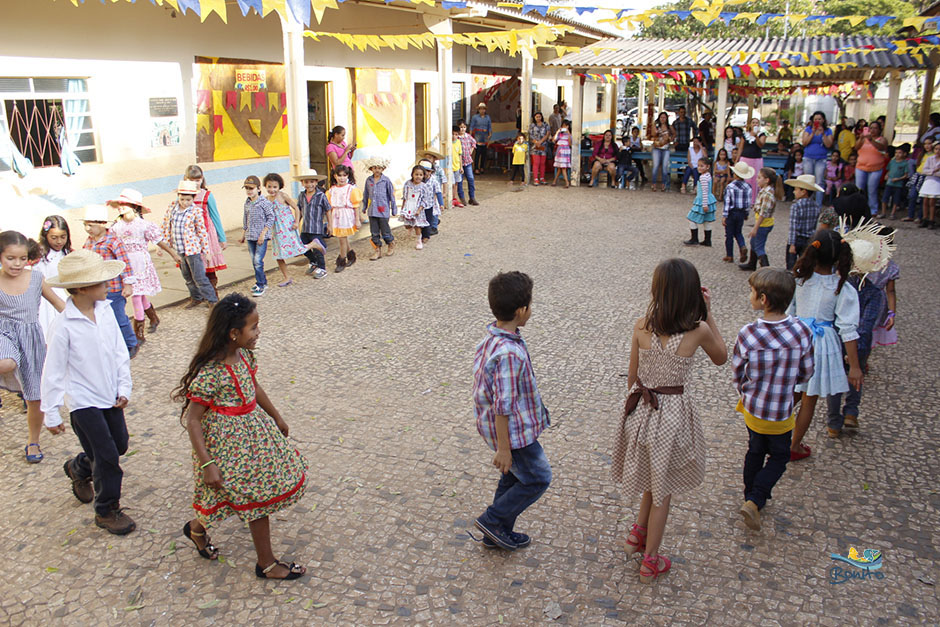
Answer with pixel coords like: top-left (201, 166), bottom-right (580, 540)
top-left (235, 69), bottom-right (267, 92)
top-left (149, 97), bottom-right (179, 117)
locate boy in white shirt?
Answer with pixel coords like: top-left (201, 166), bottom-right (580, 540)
top-left (42, 250), bottom-right (135, 536)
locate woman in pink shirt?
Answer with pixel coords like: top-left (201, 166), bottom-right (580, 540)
top-left (590, 129), bottom-right (619, 187)
top-left (327, 125), bottom-right (356, 183)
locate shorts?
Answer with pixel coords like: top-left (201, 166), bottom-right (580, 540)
top-left (453, 169), bottom-right (463, 183)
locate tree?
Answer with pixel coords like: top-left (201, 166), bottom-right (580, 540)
top-left (821, 0), bottom-right (917, 37)
top-left (638, 0), bottom-right (827, 39)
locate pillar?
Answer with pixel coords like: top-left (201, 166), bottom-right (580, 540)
top-left (571, 74), bottom-right (584, 186)
top-left (715, 77), bottom-right (728, 150)
top-left (918, 67), bottom-right (936, 138)
top-left (280, 11), bottom-right (309, 180)
top-left (521, 48), bottom-right (534, 180)
top-left (884, 70), bottom-right (902, 143)
top-left (636, 76), bottom-right (646, 137)
top-left (426, 15), bottom-right (454, 206)
top-left (657, 81), bottom-right (665, 111)
top-left (609, 68), bottom-right (619, 132)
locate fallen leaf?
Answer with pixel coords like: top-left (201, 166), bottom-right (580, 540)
top-left (303, 599), bottom-right (314, 610)
top-left (165, 540), bottom-right (177, 556)
top-left (309, 504), bottom-right (318, 512)
top-left (125, 450), bottom-right (138, 457)
top-left (197, 599), bottom-right (221, 609)
top-left (124, 605), bottom-right (145, 612)
top-left (45, 567), bottom-right (59, 573)
top-left (285, 597), bottom-right (296, 603)
top-left (271, 588), bottom-right (284, 595)
top-left (66, 528), bottom-right (78, 536)
top-left (312, 602), bottom-right (328, 609)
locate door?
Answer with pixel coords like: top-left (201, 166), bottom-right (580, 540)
top-left (414, 82), bottom-right (429, 153)
top-left (307, 80), bottom-right (331, 172)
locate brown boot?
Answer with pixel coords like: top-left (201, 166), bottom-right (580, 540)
top-left (63, 458), bottom-right (93, 504)
top-left (385, 241), bottom-right (395, 256)
top-left (739, 246), bottom-right (748, 263)
top-left (369, 245), bottom-right (381, 261)
top-left (95, 505), bottom-right (137, 535)
top-left (143, 305), bottom-right (160, 333)
top-left (334, 255), bottom-right (346, 273)
top-left (132, 319), bottom-right (146, 344)
top-left (346, 249), bottom-right (357, 266)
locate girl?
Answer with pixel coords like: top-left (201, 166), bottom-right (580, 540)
top-left (723, 126), bottom-right (738, 161)
top-left (262, 173), bottom-right (310, 287)
top-left (841, 152), bottom-right (857, 188)
top-left (824, 152), bottom-right (843, 205)
top-left (528, 111), bottom-right (549, 185)
top-left (400, 165), bottom-right (433, 250)
top-left (173, 294), bottom-right (308, 580)
top-left (737, 118), bottom-right (766, 198)
top-left (184, 166), bottom-right (227, 297)
top-left (510, 132), bottom-right (527, 185)
top-left (551, 119), bottom-right (572, 188)
top-left (612, 258), bottom-right (726, 584)
top-left (35, 216), bottom-right (71, 339)
top-left (904, 138), bottom-right (931, 222)
top-left (590, 129), bottom-right (618, 188)
top-left (0, 231), bottom-right (66, 462)
top-left (110, 190), bottom-right (179, 343)
top-left (917, 141), bottom-right (940, 229)
top-left (740, 168), bottom-right (777, 270)
top-left (684, 157), bottom-right (716, 247)
top-left (788, 229), bottom-right (862, 461)
top-left (712, 148), bottom-right (731, 200)
top-left (327, 165), bottom-right (362, 272)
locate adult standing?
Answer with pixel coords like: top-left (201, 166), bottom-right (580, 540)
top-left (920, 112), bottom-right (940, 144)
top-left (737, 118), bottom-right (766, 199)
top-left (698, 110), bottom-right (715, 154)
top-left (651, 112), bottom-right (676, 192)
top-left (799, 111), bottom-right (834, 204)
top-left (469, 103), bottom-right (492, 174)
top-left (673, 106), bottom-right (694, 170)
top-left (326, 125), bottom-right (356, 183)
top-left (854, 120), bottom-right (889, 216)
top-left (589, 129), bottom-right (618, 187)
top-left (528, 111), bottom-right (550, 186)
top-left (548, 103), bottom-right (562, 164)
top-left (837, 118), bottom-right (856, 161)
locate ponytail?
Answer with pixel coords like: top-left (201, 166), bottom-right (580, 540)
top-left (792, 229), bottom-right (854, 293)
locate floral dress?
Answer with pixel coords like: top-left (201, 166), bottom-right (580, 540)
top-left (194, 189), bottom-right (227, 272)
top-left (400, 180), bottom-right (431, 228)
top-left (111, 216), bottom-right (163, 296)
top-left (553, 129), bottom-right (572, 168)
top-left (269, 199), bottom-right (307, 260)
top-left (187, 349), bottom-right (308, 526)
top-left (528, 122), bottom-right (549, 156)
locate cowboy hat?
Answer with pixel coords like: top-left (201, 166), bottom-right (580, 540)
top-left (417, 148), bottom-right (444, 160)
top-left (46, 249), bottom-right (125, 289)
top-left (840, 216), bottom-right (895, 282)
top-left (363, 155), bottom-right (390, 170)
top-left (785, 174), bottom-right (824, 193)
top-left (242, 175), bottom-right (262, 188)
top-left (82, 204), bottom-right (112, 223)
top-left (177, 180), bottom-right (200, 195)
top-left (292, 168), bottom-right (325, 181)
top-left (730, 162), bottom-right (755, 180)
top-left (476, 102), bottom-right (487, 109)
top-left (107, 188), bottom-right (151, 214)
top-left (416, 159), bottom-right (434, 171)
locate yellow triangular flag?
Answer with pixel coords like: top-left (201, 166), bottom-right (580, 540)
top-left (788, 14), bottom-right (807, 27)
top-left (733, 13), bottom-right (760, 23)
top-left (240, 91), bottom-right (252, 111)
top-left (709, 68), bottom-right (720, 79)
top-left (196, 113), bottom-right (211, 134)
top-left (199, 0), bottom-right (227, 23)
top-left (248, 119), bottom-right (262, 137)
top-left (212, 90), bottom-right (223, 111)
top-left (358, 105), bottom-right (390, 144)
top-left (262, 0), bottom-right (286, 18)
top-left (902, 17), bottom-right (929, 31)
top-left (269, 92), bottom-right (279, 111)
top-left (311, 0), bottom-right (339, 24)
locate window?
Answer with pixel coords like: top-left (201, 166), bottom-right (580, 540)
top-left (596, 90), bottom-right (604, 113)
top-left (451, 82), bottom-right (465, 126)
top-left (0, 78), bottom-right (96, 171)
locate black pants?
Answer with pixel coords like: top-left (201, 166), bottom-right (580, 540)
top-left (421, 208), bottom-right (437, 240)
top-left (474, 144), bottom-right (488, 172)
top-left (633, 157), bottom-right (648, 182)
top-left (70, 407), bottom-right (129, 516)
top-left (300, 233), bottom-right (325, 270)
top-left (369, 217), bottom-right (393, 247)
top-left (510, 164), bottom-right (525, 182)
top-left (786, 236), bottom-right (809, 270)
top-left (742, 427), bottom-right (791, 510)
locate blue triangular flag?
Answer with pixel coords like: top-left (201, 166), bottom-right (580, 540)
top-left (865, 16), bottom-right (894, 29)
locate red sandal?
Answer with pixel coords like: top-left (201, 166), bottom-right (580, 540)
top-left (790, 443), bottom-right (811, 462)
top-left (639, 553), bottom-right (671, 584)
top-left (624, 524), bottom-right (647, 555)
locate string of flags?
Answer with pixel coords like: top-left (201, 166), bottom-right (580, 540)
top-left (195, 89), bottom-right (287, 135)
top-left (662, 81), bottom-right (875, 99)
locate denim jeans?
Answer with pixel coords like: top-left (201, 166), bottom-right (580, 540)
top-left (786, 236), bottom-right (809, 270)
top-left (826, 350), bottom-right (870, 429)
top-left (725, 209), bottom-right (747, 257)
top-left (70, 407), bottom-right (128, 516)
top-left (458, 164), bottom-right (476, 201)
top-left (855, 168), bottom-right (881, 216)
top-left (882, 185), bottom-right (905, 210)
top-left (369, 217), bottom-right (394, 247)
top-left (751, 225), bottom-right (773, 257)
top-left (421, 208), bottom-right (437, 240)
top-left (106, 291), bottom-right (136, 350)
top-left (682, 166), bottom-right (701, 188)
top-left (803, 156), bottom-right (828, 205)
top-left (300, 232), bottom-right (325, 270)
top-left (246, 239), bottom-right (268, 288)
top-left (651, 148), bottom-right (670, 188)
top-left (907, 191), bottom-right (922, 220)
top-left (616, 163), bottom-right (638, 187)
top-left (179, 253), bottom-right (217, 303)
top-left (479, 440), bottom-right (552, 533)
top-left (743, 427), bottom-right (791, 510)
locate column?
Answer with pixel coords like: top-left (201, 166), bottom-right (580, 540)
top-left (437, 41), bottom-right (454, 207)
top-left (715, 77), bottom-right (728, 150)
top-left (521, 48), bottom-right (534, 182)
top-left (884, 71), bottom-right (902, 143)
top-left (636, 77), bottom-right (646, 137)
top-left (609, 68), bottom-right (619, 132)
top-left (918, 67), bottom-right (937, 138)
top-left (280, 11), bottom-right (309, 180)
top-left (571, 74), bottom-right (584, 186)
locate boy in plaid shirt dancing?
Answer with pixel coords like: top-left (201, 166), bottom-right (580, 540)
top-left (732, 268), bottom-right (814, 531)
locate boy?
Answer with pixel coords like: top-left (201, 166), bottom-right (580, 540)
top-left (42, 249), bottom-right (136, 535)
top-left (740, 167), bottom-right (777, 270)
top-left (238, 175), bottom-right (275, 297)
top-left (418, 158), bottom-right (442, 238)
top-left (882, 144), bottom-right (910, 219)
top-left (82, 204), bottom-right (138, 358)
top-left (784, 174), bottom-right (823, 270)
top-left (360, 157), bottom-right (397, 260)
top-left (161, 180), bottom-right (217, 308)
top-left (732, 268), bottom-right (814, 531)
top-left (615, 140), bottom-right (639, 189)
top-left (420, 148), bottom-right (448, 214)
top-left (472, 271), bottom-right (551, 550)
top-left (294, 168), bottom-right (330, 278)
top-left (451, 126), bottom-right (465, 207)
top-left (627, 126), bottom-right (647, 186)
top-left (456, 120), bottom-right (479, 206)
top-left (722, 162), bottom-right (754, 264)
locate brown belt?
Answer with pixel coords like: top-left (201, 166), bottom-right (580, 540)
top-left (623, 379), bottom-right (684, 416)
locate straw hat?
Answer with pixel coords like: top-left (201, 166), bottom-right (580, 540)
top-left (477, 102), bottom-right (487, 109)
top-left (47, 249), bottom-right (125, 289)
top-left (785, 173), bottom-right (824, 192)
top-left (730, 161), bottom-right (755, 180)
top-left (83, 204), bottom-right (112, 223)
top-left (107, 188), bottom-right (151, 214)
top-left (177, 180), bottom-right (200, 195)
top-left (840, 216), bottom-right (896, 282)
top-left (417, 159), bottom-right (434, 171)
top-left (417, 148), bottom-right (444, 160)
top-left (363, 155), bottom-right (390, 170)
top-left (292, 168), bottom-right (325, 181)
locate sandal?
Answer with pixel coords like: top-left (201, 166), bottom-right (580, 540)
top-left (182, 521), bottom-right (219, 560)
top-left (790, 443), bottom-right (811, 462)
top-left (255, 560), bottom-right (306, 580)
top-left (639, 553), bottom-right (671, 584)
top-left (25, 443), bottom-right (43, 464)
top-left (624, 523), bottom-right (647, 555)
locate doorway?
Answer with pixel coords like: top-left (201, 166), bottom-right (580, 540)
top-left (306, 80), bottom-right (331, 172)
top-left (414, 82), bottom-right (429, 153)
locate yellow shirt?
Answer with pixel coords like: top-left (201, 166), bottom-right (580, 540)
top-left (838, 129), bottom-right (856, 161)
top-left (512, 141), bottom-right (528, 165)
top-left (452, 141), bottom-right (462, 172)
top-left (736, 399), bottom-right (795, 435)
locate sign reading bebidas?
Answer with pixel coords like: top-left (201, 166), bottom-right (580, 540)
top-left (235, 69), bottom-right (267, 92)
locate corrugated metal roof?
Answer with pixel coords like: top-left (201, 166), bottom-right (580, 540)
top-left (544, 37), bottom-right (934, 78)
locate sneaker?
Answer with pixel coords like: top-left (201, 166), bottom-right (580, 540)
top-left (474, 517), bottom-right (518, 550)
top-left (63, 458), bottom-right (93, 504)
top-left (251, 285), bottom-right (266, 298)
top-left (415, 240), bottom-right (424, 250)
top-left (305, 263), bottom-right (316, 275)
top-left (95, 506), bottom-right (137, 535)
top-left (483, 530), bottom-right (531, 549)
top-left (313, 268), bottom-right (328, 279)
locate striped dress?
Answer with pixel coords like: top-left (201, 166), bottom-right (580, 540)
top-left (0, 270), bottom-right (47, 401)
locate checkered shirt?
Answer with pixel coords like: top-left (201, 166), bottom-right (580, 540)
top-left (788, 197), bottom-right (820, 245)
top-left (362, 175), bottom-right (398, 218)
top-left (83, 232), bottom-right (135, 293)
top-left (672, 117), bottom-right (694, 148)
top-left (161, 203), bottom-right (210, 257)
top-left (458, 133), bottom-right (477, 167)
top-left (473, 323), bottom-right (550, 451)
top-left (753, 186), bottom-right (776, 221)
top-left (243, 196), bottom-right (275, 241)
top-left (732, 317), bottom-right (814, 422)
top-left (297, 189), bottom-right (330, 235)
top-left (723, 178), bottom-right (752, 217)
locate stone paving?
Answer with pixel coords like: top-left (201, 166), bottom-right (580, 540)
top-left (1, 177), bottom-right (938, 625)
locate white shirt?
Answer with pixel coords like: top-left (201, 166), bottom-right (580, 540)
top-left (40, 298), bottom-right (132, 426)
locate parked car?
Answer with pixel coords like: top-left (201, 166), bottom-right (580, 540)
top-left (727, 105), bottom-right (760, 128)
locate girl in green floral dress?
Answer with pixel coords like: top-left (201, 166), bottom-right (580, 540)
top-left (173, 293), bottom-right (308, 580)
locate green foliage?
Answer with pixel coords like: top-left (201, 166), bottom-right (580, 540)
top-left (821, 0), bottom-right (917, 36)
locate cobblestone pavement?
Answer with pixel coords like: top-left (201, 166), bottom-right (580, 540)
top-left (1, 179), bottom-right (938, 625)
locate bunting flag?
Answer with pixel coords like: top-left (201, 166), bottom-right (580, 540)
top-left (239, 91), bottom-right (252, 111)
top-left (254, 91), bottom-right (266, 110)
top-left (224, 90), bottom-right (238, 110)
top-left (268, 92), bottom-right (280, 110)
top-left (212, 114), bottom-right (224, 134)
top-left (196, 113), bottom-right (212, 134)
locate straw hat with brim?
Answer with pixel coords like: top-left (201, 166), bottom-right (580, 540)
top-left (47, 249), bottom-right (125, 289)
top-left (477, 103), bottom-right (487, 109)
top-left (363, 156), bottom-right (390, 170)
top-left (108, 188), bottom-right (151, 214)
top-left (83, 204), bottom-right (112, 223)
top-left (840, 216), bottom-right (896, 281)
top-left (292, 168), bottom-right (325, 181)
top-left (417, 149), bottom-right (444, 160)
top-left (785, 174), bottom-right (825, 192)
top-left (177, 180), bottom-right (200, 195)
top-left (730, 162), bottom-right (755, 180)
top-left (417, 159), bottom-right (434, 171)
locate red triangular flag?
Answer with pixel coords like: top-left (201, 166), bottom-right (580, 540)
top-left (740, 64), bottom-right (751, 76)
top-left (254, 91), bottom-right (266, 109)
top-left (281, 114), bottom-right (287, 129)
top-left (279, 92), bottom-right (287, 109)
top-left (213, 115), bottom-right (223, 134)
top-left (225, 91), bottom-right (237, 110)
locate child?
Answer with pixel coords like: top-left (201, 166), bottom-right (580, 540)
top-left (612, 259), bottom-right (726, 583)
top-left (732, 268), bottom-right (814, 531)
top-left (842, 152), bottom-right (857, 187)
top-left (239, 175), bottom-right (275, 296)
top-left (684, 158), bottom-right (716, 246)
top-left (740, 168), bottom-right (777, 270)
top-left (723, 126), bottom-right (738, 160)
top-left (833, 182), bottom-right (871, 229)
top-left (419, 159), bottom-right (443, 239)
top-left (361, 157), bottom-right (397, 260)
top-left (451, 126), bottom-right (465, 207)
top-left (294, 169), bottom-right (330, 278)
top-left (784, 175), bottom-right (823, 270)
top-left (881, 145), bottom-right (910, 219)
top-left (173, 293), bottom-right (308, 580)
top-left (184, 165), bottom-right (227, 296)
top-left (682, 137), bottom-right (705, 194)
top-left (904, 138), bottom-right (932, 222)
top-left (35, 215), bottom-right (71, 339)
top-left (615, 142), bottom-right (639, 190)
top-left (713, 148), bottom-right (731, 200)
top-left (263, 173), bottom-right (309, 288)
top-left (916, 141), bottom-right (940, 229)
top-left (0, 230), bottom-right (66, 462)
top-left (109, 189), bottom-right (178, 343)
top-left (510, 132), bottom-right (527, 186)
top-left (456, 121), bottom-right (479, 206)
top-left (816, 207), bottom-right (840, 231)
top-left (419, 149), bottom-right (447, 225)
top-left (784, 148), bottom-right (804, 201)
top-left (551, 120), bottom-right (572, 188)
top-left (824, 152), bottom-right (843, 205)
top-left (472, 271), bottom-right (551, 551)
top-left (327, 165), bottom-right (362, 271)
top-left (722, 162), bottom-right (754, 263)
top-left (82, 205), bottom-right (139, 357)
top-left (161, 181), bottom-right (217, 307)
top-left (400, 165), bottom-right (433, 250)
top-left (788, 229), bottom-right (862, 461)
top-left (42, 249), bottom-right (134, 534)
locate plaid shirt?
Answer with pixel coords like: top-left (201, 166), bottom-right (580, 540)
top-left (788, 197), bottom-right (820, 245)
top-left (361, 174), bottom-right (398, 218)
top-left (458, 133), bottom-right (477, 166)
top-left (243, 196), bottom-right (275, 241)
top-left (473, 323), bottom-right (550, 451)
top-left (83, 232), bottom-right (135, 293)
top-left (733, 317), bottom-right (814, 428)
top-left (723, 178), bottom-right (752, 217)
top-left (673, 116), bottom-right (694, 149)
top-left (297, 188), bottom-right (330, 236)
top-left (161, 203), bottom-right (210, 257)
top-left (753, 185), bottom-right (776, 226)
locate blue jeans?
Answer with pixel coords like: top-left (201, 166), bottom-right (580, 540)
top-left (682, 166), bottom-right (701, 188)
top-left (802, 156), bottom-right (827, 205)
top-left (179, 253), bottom-right (217, 303)
top-left (908, 191), bottom-right (922, 220)
top-left (421, 208), bottom-right (437, 240)
top-left (247, 239), bottom-right (268, 288)
top-left (69, 406), bottom-right (128, 516)
top-left (479, 440), bottom-right (551, 533)
top-left (751, 225), bottom-right (772, 257)
top-left (616, 163), bottom-right (638, 187)
top-left (651, 148), bottom-right (670, 188)
top-left (743, 427), bottom-right (791, 510)
top-left (724, 209), bottom-right (747, 257)
top-left (457, 164), bottom-right (476, 201)
top-left (786, 236), bottom-right (809, 270)
top-left (106, 291), bottom-right (136, 350)
top-left (855, 168), bottom-right (881, 216)
top-left (826, 350), bottom-right (870, 429)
